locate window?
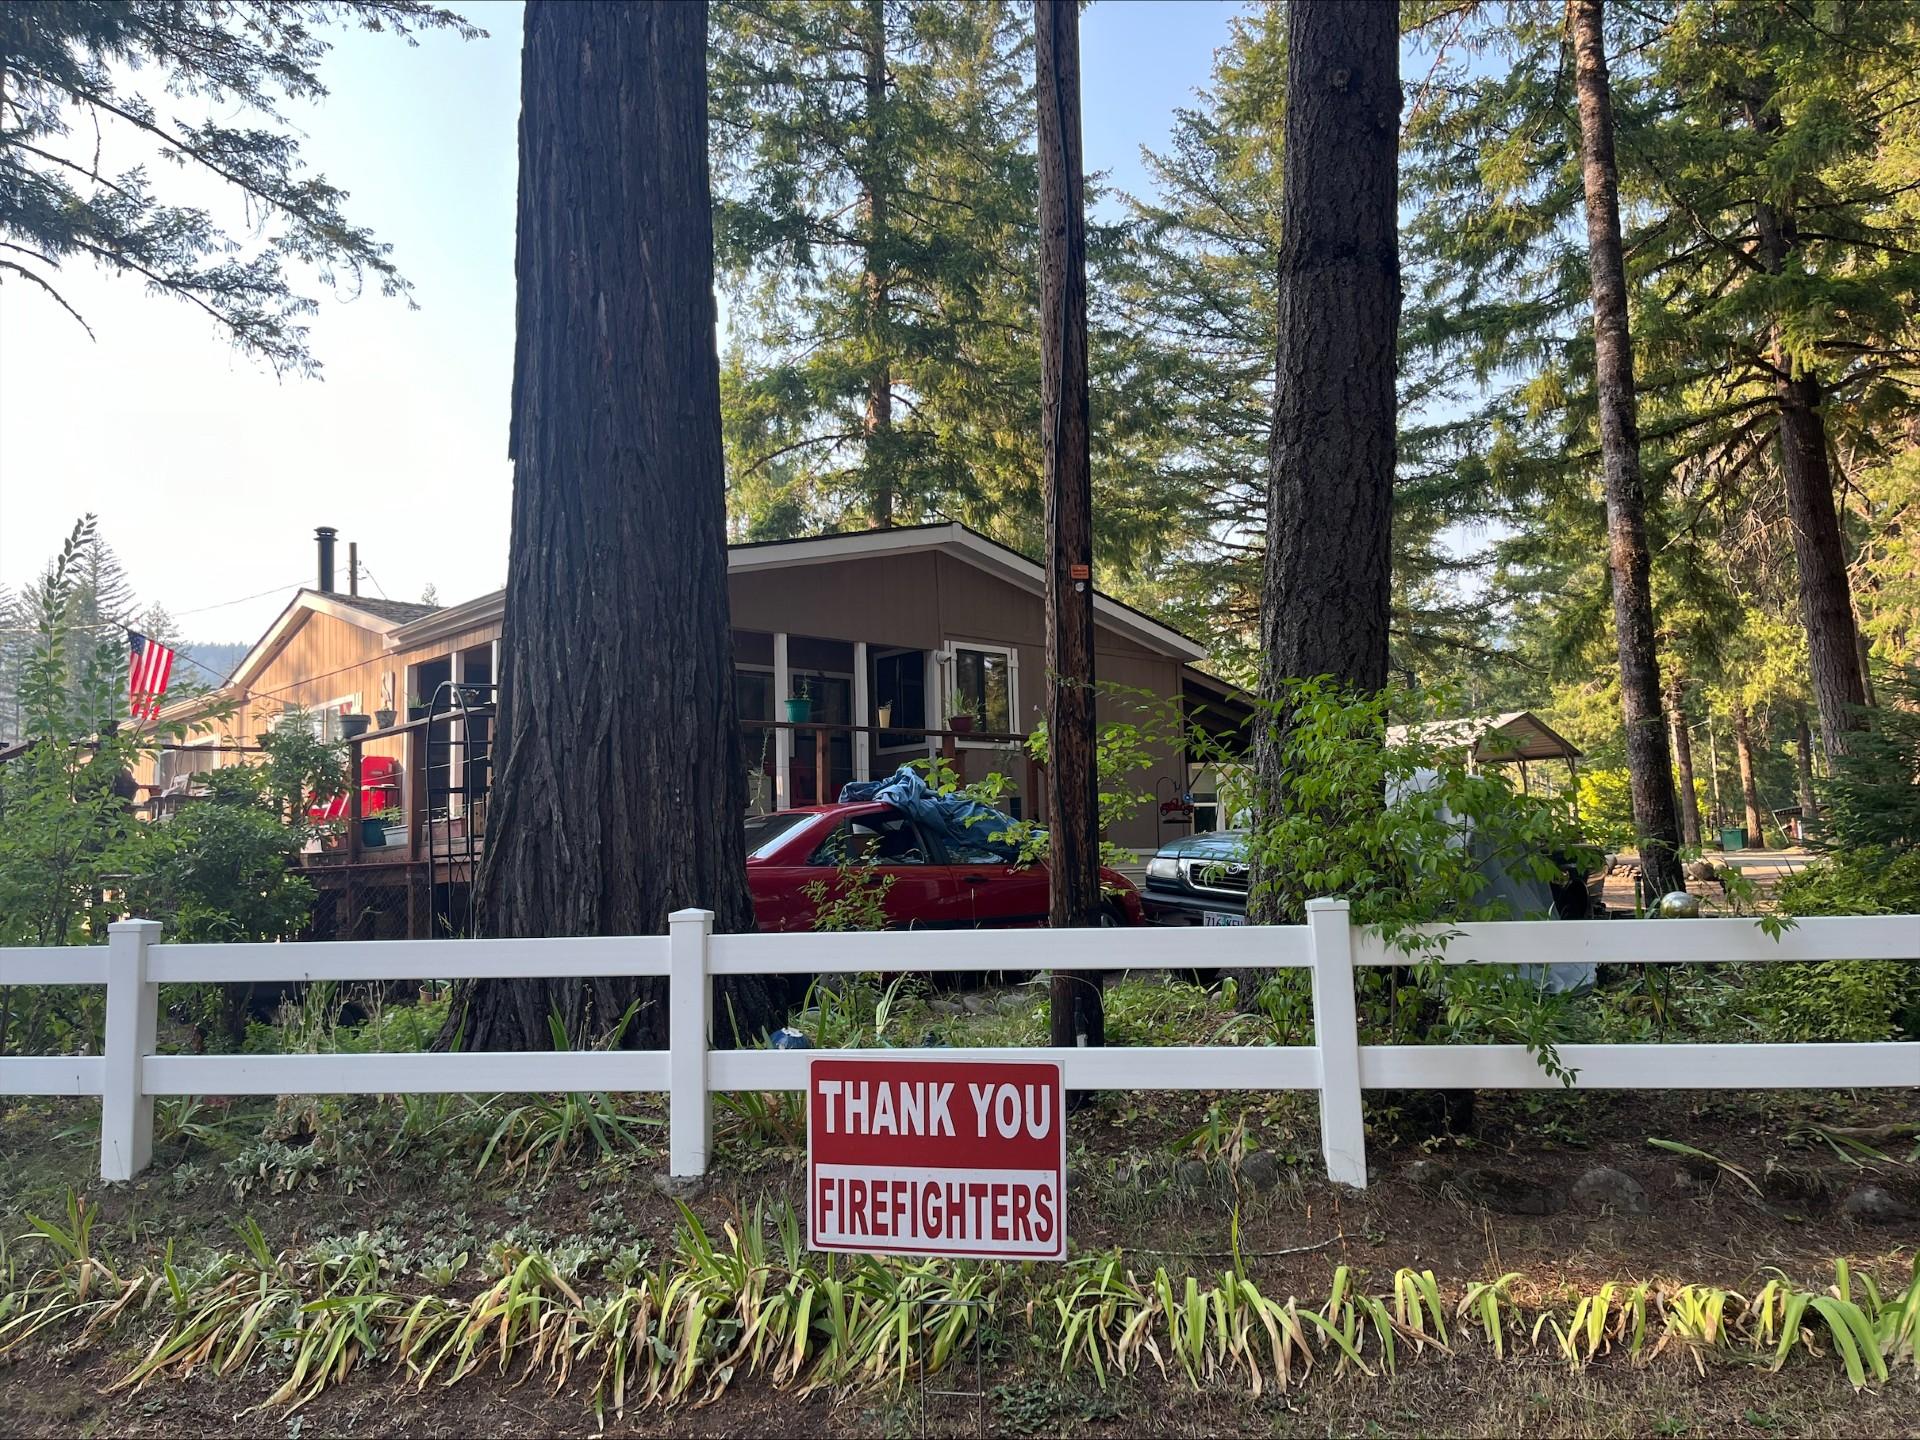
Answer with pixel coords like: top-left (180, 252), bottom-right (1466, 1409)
top-left (744, 811), bottom-right (809, 858)
top-left (153, 736), bottom-right (227, 795)
top-left (809, 811), bottom-right (931, 866)
top-left (949, 645), bottom-right (1014, 734)
top-left (872, 650), bottom-right (926, 745)
top-left (734, 670), bottom-right (772, 722)
top-left (943, 821), bottom-right (1019, 865)
top-left (273, 695), bottom-right (360, 743)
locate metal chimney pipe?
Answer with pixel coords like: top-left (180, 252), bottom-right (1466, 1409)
top-left (348, 541), bottom-right (359, 597)
top-left (315, 526), bottom-right (337, 593)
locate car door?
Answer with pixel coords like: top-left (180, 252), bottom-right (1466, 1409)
top-left (802, 807), bottom-right (952, 930)
top-left (935, 827), bottom-right (1051, 928)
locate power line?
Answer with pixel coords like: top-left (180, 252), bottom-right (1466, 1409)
top-left (172, 580), bottom-right (306, 618)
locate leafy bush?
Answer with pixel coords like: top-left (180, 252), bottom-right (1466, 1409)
top-left (1208, 679), bottom-right (1600, 1074)
top-left (1577, 766), bottom-right (1708, 853)
top-left (1756, 848), bottom-right (1920, 1042)
top-left (1574, 767), bottom-right (1637, 851)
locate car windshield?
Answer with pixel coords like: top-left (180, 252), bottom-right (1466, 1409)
top-left (744, 812), bottom-right (812, 859)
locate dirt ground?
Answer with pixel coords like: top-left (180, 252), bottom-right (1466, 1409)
top-left (2, 1075), bottom-right (1915, 1438)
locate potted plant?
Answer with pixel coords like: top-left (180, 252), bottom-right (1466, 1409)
top-left (876, 701), bottom-right (894, 727)
top-left (408, 691), bottom-right (430, 721)
top-left (373, 706), bottom-right (397, 730)
top-left (784, 676), bottom-right (813, 724)
top-left (339, 712), bottom-right (371, 739)
top-left (947, 710), bottom-right (976, 734)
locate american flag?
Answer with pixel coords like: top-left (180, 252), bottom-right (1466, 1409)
top-left (127, 631), bottom-right (177, 721)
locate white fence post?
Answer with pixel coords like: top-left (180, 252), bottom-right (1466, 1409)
top-left (668, 908), bottom-right (714, 1177)
top-left (102, 918), bottom-right (161, 1182)
top-left (1306, 898), bottom-right (1367, 1188)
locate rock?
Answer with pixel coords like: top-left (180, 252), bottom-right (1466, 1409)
top-left (1238, 1151), bottom-right (1284, 1193)
top-left (652, 1173), bottom-right (709, 1202)
top-left (928, 998), bottom-right (964, 1018)
top-left (1686, 859), bottom-right (1719, 882)
top-left (960, 993), bottom-right (990, 1016)
top-left (1406, 1159), bottom-right (1450, 1191)
top-left (1839, 1184), bottom-right (1918, 1227)
top-left (1454, 1166), bottom-right (1567, 1216)
top-left (1174, 1159), bottom-right (1215, 1192)
top-left (1570, 1165), bottom-right (1650, 1217)
top-left (995, 991), bottom-right (1031, 1014)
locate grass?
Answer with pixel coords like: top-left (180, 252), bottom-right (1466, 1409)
top-left (2, 1195), bottom-right (1914, 1427)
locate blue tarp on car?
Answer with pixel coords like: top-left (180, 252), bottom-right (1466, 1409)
top-left (839, 765), bottom-right (1022, 860)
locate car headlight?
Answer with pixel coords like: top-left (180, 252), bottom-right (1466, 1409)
top-left (1145, 856), bottom-right (1181, 884)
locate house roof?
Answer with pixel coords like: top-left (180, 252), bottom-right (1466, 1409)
top-left (1387, 710), bottom-right (1583, 764)
top-left (151, 588), bottom-right (439, 721)
top-left (391, 522), bottom-right (1209, 661)
top-left (332, 595), bottom-right (441, 625)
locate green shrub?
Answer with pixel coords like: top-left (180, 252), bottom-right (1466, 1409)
top-left (1756, 849), bottom-right (1920, 1042)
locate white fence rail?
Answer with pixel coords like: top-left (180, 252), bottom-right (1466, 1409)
top-left (2, 904), bottom-right (1915, 1187)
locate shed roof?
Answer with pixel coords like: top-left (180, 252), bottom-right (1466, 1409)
top-left (1387, 710), bottom-right (1583, 764)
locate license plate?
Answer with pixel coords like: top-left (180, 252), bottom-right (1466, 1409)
top-left (1202, 911), bottom-right (1247, 927)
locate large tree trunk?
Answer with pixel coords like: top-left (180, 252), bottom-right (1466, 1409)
top-left (1745, 86), bottom-right (1869, 757)
top-left (1730, 698), bottom-right (1765, 848)
top-left (1255, 0), bottom-right (1400, 712)
top-left (1036, 0), bottom-right (1102, 1051)
top-left (1571, 0), bottom-right (1686, 900)
top-left (860, 0), bottom-right (895, 530)
top-left (453, 0), bottom-right (784, 1051)
top-left (1773, 363), bottom-right (1868, 757)
top-left (1668, 680), bottom-right (1701, 849)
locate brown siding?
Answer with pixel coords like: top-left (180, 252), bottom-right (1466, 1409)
top-left (136, 611), bottom-right (508, 792)
top-left (140, 551), bottom-right (1192, 853)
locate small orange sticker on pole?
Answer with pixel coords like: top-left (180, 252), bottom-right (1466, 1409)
top-left (1068, 563), bottom-right (1090, 581)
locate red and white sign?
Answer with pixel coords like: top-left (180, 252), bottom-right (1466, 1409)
top-left (807, 1058), bottom-right (1066, 1261)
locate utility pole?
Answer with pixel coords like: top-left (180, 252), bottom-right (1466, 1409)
top-left (1036, 0), bottom-right (1103, 1052)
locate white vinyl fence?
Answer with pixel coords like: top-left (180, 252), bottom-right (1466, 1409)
top-left (2, 903), bottom-right (1915, 1188)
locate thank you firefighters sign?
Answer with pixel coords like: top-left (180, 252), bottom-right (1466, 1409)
top-left (807, 1058), bottom-right (1067, 1260)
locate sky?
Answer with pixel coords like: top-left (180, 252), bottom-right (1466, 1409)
top-left (0, 0), bottom-right (1244, 653)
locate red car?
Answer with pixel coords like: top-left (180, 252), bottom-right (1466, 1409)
top-left (745, 800), bottom-right (1146, 931)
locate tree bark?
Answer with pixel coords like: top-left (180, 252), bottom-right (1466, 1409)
top-left (1255, 0), bottom-right (1400, 707)
top-left (1668, 679), bottom-right (1701, 849)
top-left (1036, 0), bottom-right (1102, 1051)
top-left (1745, 89), bottom-right (1869, 757)
top-left (1571, 0), bottom-right (1686, 899)
top-left (453, 0), bottom-right (785, 1051)
top-left (1794, 702), bottom-right (1819, 822)
top-left (860, 0), bottom-right (895, 530)
top-left (1730, 697), bottom-right (1765, 848)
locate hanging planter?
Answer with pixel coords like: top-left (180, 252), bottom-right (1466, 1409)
top-left (784, 696), bottom-right (813, 724)
top-left (947, 712), bottom-right (976, 734)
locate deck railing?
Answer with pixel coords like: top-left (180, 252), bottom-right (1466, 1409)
top-left (4, 905), bottom-right (1914, 1186)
